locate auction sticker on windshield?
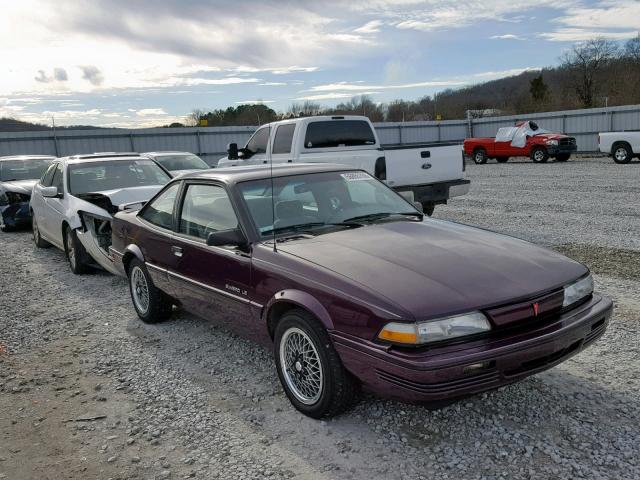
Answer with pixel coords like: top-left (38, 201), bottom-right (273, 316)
top-left (341, 172), bottom-right (369, 181)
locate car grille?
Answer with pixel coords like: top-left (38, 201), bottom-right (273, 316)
top-left (484, 289), bottom-right (565, 328)
top-left (559, 137), bottom-right (576, 146)
top-left (376, 368), bottom-right (501, 394)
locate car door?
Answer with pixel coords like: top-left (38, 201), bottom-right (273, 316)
top-left (136, 182), bottom-right (183, 295)
top-left (41, 162), bottom-right (66, 247)
top-left (31, 162), bottom-right (56, 237)
top-left (269, 123), bottom-right (296, 165)
top-left (169, 182), bottom-right (252, 335)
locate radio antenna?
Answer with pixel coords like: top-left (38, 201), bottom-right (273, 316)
top-left (268, 121), bottom-right (277, 252)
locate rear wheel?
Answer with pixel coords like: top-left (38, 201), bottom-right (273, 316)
top-left (473, 148), bottom-right (487, 165)
top-left (612, 143), bottom-right (632, 164)
top-left (531, 147), bottom-right (549, 163)
top-left (32, 215), bottom-right (50, 248)
top-left (555, 153), bottom-right (571, 162)
top-left (496, 157), bottom-right (509, 163)
top-left (128, 258), bottom-right (173, 323)
top-left (274, 309), bottom-right (359, 418)
top-left (64, 226), bottom-right (89, 274)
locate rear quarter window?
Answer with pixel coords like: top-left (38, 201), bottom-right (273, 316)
top-left (304, 120), bottom-right (376, 149)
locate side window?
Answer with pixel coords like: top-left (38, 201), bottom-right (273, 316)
top-left (40, 163), bottom-right (57, 186)
top-left (272, 124), bottom-right (295, 154)
top-left (51, 164), bottom-right (64, 192)
top-left (246, 127), bottom-right (269, 154)
top-left (179, 184), bottom-right (238, 240)
top-left (140, 182), bottom-right (180, 230)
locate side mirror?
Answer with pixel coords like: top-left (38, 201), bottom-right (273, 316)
top-left (413, 201), bottom-right (424, 213)
top-left (227, 143), bottom-right (239, 160)
top-left (41, 186), bottom-right (59, 198)
top-left (206, 228), bottom-right (246, 247)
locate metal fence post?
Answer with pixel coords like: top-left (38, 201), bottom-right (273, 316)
top-left (398, 125), bottom-right (403, 144)
top-left (437, 123), bottom-right (441, 142)
top-left (129, 133), bottom-right (135, 151)
top-left (52, 131), bottom-right (60, 157)
top-left (196, 130), bottom-right (202, 155)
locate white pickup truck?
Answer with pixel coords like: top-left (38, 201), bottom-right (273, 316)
top-left (217, 115), bottom-right (469, 215)
top-left (599, 131), bottom-right (640, 164)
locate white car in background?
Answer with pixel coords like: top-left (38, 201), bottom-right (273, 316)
top-left (30, 153), bottom-right (172, 274)
top-left (143, 151), bottom-right (211, 176)
top-left (598, 132), bottom-right (640, 164)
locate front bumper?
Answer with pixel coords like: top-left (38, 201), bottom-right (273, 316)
top-left (0, 201), bottom-right (32, 229)
top-left (547, 144), bottom-right (577, 156)
top-left (393, 179), bottom-right (471, 205)
top-left (331, 294), bottom-right (612, 404)
top-left (76, 228), bottom-right (121, 275)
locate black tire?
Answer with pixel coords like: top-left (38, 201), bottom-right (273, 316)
top-left (64, 225), bottom-right (90, 274)
top-left (274, 309), bottom-right (359, 418)
top-left (127, 258), bottom-right (173, 323)
top-left (555, 153), bottom-right (571, 162)
top-left (421, 202), bottom-right (435, 216)
top-left (530, 147), bottom-right (549, 163)
top-left (1, 221), bottom-right (14, 232)
top-left (496, 157), bottom-right (509, 163)
top-left (32, 214), bottom-right (50, 248)
top-left (612, 142), bottom-right (632, 164)
top-left (473, 148), bottom-right (487, 165)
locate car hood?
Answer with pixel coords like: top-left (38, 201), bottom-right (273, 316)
top-left (75, 185), bottom-right (164, 215)
top-left (277, 219), bottom-right (587, 319)
top-left (1, 179), bottom-right (37, 195)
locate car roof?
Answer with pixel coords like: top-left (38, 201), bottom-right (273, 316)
top-left (0, 155), bottom-right (56, 162)
top-left (61, 153), bottom-right (147, 164)
top-left (144, 151), bottom-right (195, 156)
top-left (177, 163), bottom-right (357, 184)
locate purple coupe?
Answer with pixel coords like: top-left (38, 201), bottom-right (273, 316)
top-left (109, 163), bottom-right (612, 418)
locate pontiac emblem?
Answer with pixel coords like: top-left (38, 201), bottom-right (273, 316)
top-left (532, 302), bottom-right (540, 316)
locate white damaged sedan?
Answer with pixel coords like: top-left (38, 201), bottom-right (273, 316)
top-left (30, 153), bottom-right (171, 274)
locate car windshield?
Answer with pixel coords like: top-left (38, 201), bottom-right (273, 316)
top-left (68, 159), bottom-right (171, 195)
top-left (152, 154), bottom-right (209, 171)
top-left (0, 158), bottom-right (53, 181)
top-left (239, 170), bottom-right (422, 238)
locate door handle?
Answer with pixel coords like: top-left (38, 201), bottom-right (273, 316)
top-left (171, 246), bottom-right (183, 257)
top-left (420, 151), bottom-right (431, 158)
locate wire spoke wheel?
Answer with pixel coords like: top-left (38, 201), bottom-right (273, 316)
top-left (279, 327), bottom-right (323, 405)
top-left (131, 266), bottom-right (150, 314)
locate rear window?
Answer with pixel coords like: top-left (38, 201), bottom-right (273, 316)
top-left (304, 120), bottom-right (375, 149)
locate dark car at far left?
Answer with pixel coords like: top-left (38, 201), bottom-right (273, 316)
top-left (0, 155), bottom-right (56, 231)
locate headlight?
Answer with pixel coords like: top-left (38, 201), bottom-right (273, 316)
top-left (378, 311), bottom-right (491, 345)
top-left (563, 274), bottom-right (593, 308)
top-left (545, 139), bottom-right (558, 146)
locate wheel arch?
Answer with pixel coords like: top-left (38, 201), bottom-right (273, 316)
top-left (263, 290), bottom-right (334, 339)
top-left (122, 244), bottom-right (145, 275)
top-left (611, 140), bottom-right (633, 155)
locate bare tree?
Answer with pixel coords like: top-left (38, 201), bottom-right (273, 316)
top-left (624, 33), bottom-right (640, 62)
top-left (560, 37), bottom-right (619, 107)
top-left (187, 108), bottom-right (206, 126)
top-left (287, 101), bottom-right (323, 117)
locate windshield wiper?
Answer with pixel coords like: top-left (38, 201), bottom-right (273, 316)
top-left (342, 211), bottom-right (423, 224)
top-left (262, 221), bottom-right (362, 237)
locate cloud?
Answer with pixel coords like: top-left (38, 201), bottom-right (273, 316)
top-left (353, 20), bottom-right (383, 34)
top-left (136, 108), bottom-right (167, 116)
top-left (471, 67), bottom-right (541, 79)
top-left (306, 80), bottom-right (465, 92)
top-left (295, 91), bottom-right (380, 101)
top-left (54, 68), bottom-right (68, 81)
top-left (491, 34), bottom-right (524, 40)
top-left (539, 29), bottom-right (638, 42)
top-left (234, 100), bottom-right (275, 104)
top-left (80, 65), bottom-right (104, 86)
top-left (259, 82), bottom-right (287, 86)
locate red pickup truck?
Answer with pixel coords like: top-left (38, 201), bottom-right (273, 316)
top-left (464, 121), bottom-right (577, 164)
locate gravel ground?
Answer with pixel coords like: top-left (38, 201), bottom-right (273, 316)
top-left (1, 156), bottom-right (639, 480)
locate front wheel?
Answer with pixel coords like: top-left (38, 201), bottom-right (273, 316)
top-left (531, 147), bottom-right (549, 163)
top-left (555, 153), bottom-right (571, 162)
top-left (274, 309), bottom-right (359, 418)
top-left (128, 258), bottom-right (173, 323)
top-left (64, 226), bottom-right (89, 274)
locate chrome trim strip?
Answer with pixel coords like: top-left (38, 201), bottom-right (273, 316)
top-left (167, 269), bottom-right (262, 308)
top-left (108, 247), bottom-right (124, 258)
top-left (145, 261), bottom-right (167, 274)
